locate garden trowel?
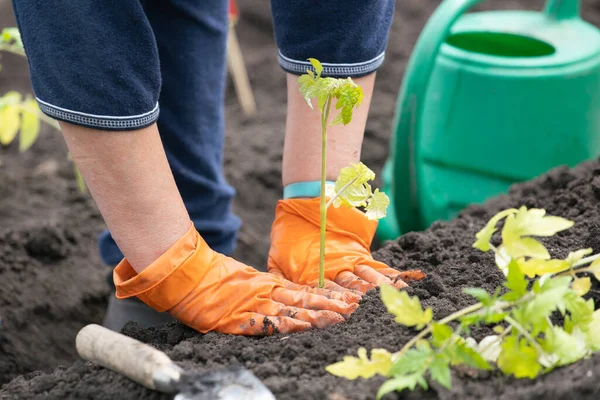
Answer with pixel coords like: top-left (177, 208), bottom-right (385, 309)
top-left (76, 324), bottom-right (276, 400)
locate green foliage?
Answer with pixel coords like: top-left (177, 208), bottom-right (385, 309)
top-left (297, 58), bottom-right (388, 287)
top-left (325, 347), bottom-right (393, 379)
top-left (0, 27), bottom-right (24, 62)
top-left (380, 284), bottom-right (432, 329)
top-left (327, 206), bottom-right (600, 397)
top-left (0, 91), bottom-right (41, 152)
top-left (298, 58), bottom-right (364, 124)
top-left (0, 28), bottom-right (86, 192)
top-left (327, 162), bottom-right (390, 220)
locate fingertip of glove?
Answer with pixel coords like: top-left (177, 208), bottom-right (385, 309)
top-left (342, 302), bottom-right (359, 318)
top-left (342, 291), bottom-right (363, 304)
top-left (399, 269), bottom-right (428, 282)
top-left (315, 310), bottom-right (346, 328)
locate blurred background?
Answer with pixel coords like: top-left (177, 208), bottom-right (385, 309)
top-left (1, 0), bottom-right (600, 390)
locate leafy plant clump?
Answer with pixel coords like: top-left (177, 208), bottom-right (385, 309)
top-left (297, 58), bottom-right (390, 287)
top-left (0, 28), bottom-right (56, 153)
top-left (0, 90), bottom-right (57, 152)
top-left (327, 206), bottom-right (600, 398)
top-left (0, 28), bottom-right (85, 191)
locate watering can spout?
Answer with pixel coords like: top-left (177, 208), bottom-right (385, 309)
top-left (544, 0), bottom-right (580, 20)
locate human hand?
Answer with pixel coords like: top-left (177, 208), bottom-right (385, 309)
top-left (114, 224), bottom-right (358, 335)
top-left (268, 198), bottom-right (425, 294)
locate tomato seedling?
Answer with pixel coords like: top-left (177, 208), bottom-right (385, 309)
top-left (297, 58), bottom-right (390, 288)
top-left (327, 206), bottom-right (600, 398)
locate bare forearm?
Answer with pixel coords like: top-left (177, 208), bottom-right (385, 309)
top-left (60, 122), bottom-right (190, 272)
top-left (282, 73), bottom-right (376, 186)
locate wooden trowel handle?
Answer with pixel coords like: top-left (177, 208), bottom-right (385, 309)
top-left (76, 324), bottom-right (182, 393)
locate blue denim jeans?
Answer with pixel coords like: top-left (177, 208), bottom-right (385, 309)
top-left (12, 0), bottom-right (394, 265)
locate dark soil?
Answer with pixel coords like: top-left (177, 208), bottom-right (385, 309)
top-left (2, 0), bottom-right (600, 399)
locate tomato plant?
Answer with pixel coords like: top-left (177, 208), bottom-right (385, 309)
top-left (297, 58), bottom-right (390, 287)
top-left (327, 206), bottom-right (600, 398)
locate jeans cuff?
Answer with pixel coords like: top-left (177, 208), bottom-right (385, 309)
top-left (36, 98), bottom-right (160, 131)
top-left (277, 50), bottom-right (385, 78)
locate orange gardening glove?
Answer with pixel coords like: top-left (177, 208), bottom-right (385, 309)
top-left (114, 223), bottom-right (358, 336)
top-left (268, 198), bottom-right (425, 294)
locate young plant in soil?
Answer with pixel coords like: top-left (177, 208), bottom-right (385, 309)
top-left (0, 28), bottom-right (49, 152)
top-left (0, 28), bottom-right (85, 190)
top-left (327, 206), bottom-right (600, 398)
top-left (297, 58), bottom-right (390, 288)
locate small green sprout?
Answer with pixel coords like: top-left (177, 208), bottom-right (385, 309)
top-left (327, 206), bottom-right (600, 398)
top-left (297, 58), bottom-right (390, 288)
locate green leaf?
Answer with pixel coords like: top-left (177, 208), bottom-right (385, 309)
top-left (333, 83), bottom-right (363, 125)
top-left (518, 258), bottom-right (569, 278)
top-left (519, 249), bottom-right (592, 279)
top-left (504, 206), bottom-right (574, 238)
top-left (586, 258), bottom-right (600, 280)
top-left (341, 105), bottom-right (353, 125)
top-left (296, 74), bottom-right (316, 108)
top-left (541, 326), bottom-right (588, 367)
top-left (473, 208), bottom-right (517, 252)
top-left (0, 91), bottom-right (22, 106)
top-left (504, 236), bottom-right (550, 260)
top-left (390, 341), bottom-right (432, 375)
top-left (493, 325), bottom-right (506, 334)
top-left (330, 111), bottom-right (345, 125)
top-left (431, 323), bottom-right (453, 347)
top-left (365, 189), bottom-right (390, 220)
top-left (501, 207), bottom-right (573, 260)
top-left (463, 288), bottom-right (492, 305)
top-left (522, 282), bottom-right (570, 327)
top-left (497, 335), bottom-right (541, 379)
top-left (582, 310), bottom-right (600, 351)
top-left (334, 162), bottom-right (375, 208)
top-left (325, 347), bottom-right (393, 380)
top-left (541, 275), bottom-right (573, 293)
top-left (19, 99), bottom-right (40, 152)
top-left (307, 58), bottom-right (323, 77)
top-left (317, 91), bottom-right (329, 113)
top-left (428, 357), bottom-right (452, 389)
top-left (380, 284), bottom-right (433, 329)
top-left (572, 277), bottom-right (591, 297)
top-left (1, 28), bottom-right (22, 47)
top-left (501, 260), bottom-right (528, 301)
top-left (0, 103), bottom-right (20, 146)
top-left (565, 249), bottom-right (593, 265)
top-left (561, 290), bottom-right (594, 332)
top-left (376, 373), bottom-right (428, 399)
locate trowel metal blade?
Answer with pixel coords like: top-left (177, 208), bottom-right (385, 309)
top-left (174, 365), bottom-right (276, 400)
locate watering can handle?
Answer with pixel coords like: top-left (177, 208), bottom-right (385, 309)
top-left (544, 0), bottom-right (580, 20)
top-left (391, 0), bottom-right (484, 233)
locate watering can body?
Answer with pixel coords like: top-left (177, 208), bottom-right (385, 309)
top-left (377, 0), bottom-right (600, 242)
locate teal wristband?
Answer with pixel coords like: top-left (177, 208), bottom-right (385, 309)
top-left (283, 180), bottom-right (335, 199)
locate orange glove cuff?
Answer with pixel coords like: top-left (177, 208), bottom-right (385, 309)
top-left (113, 223), bottom-right (212, 312)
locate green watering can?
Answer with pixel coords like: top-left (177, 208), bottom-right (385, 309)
top-left (377, 0), bottom-right (600, 242)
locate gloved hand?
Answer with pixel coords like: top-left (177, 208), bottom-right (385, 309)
top-left (114, 223), bottom-right (358, 335)
top-left (268, 198), bottom-right (425, 293)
